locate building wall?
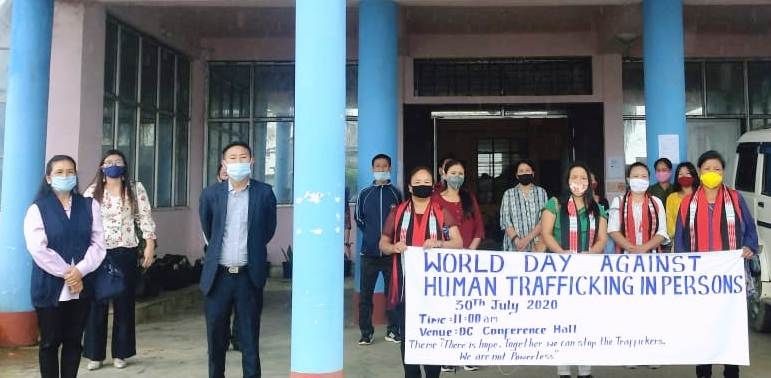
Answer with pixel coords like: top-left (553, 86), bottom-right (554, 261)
top-left (44, 3), bottom-right (771, 263)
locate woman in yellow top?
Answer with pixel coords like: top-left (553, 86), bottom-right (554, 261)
top-left (665, 162), bottom-right (698, 239)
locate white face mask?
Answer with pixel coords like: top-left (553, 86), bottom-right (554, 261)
top-left (629, 178), bottom-right (649, 194)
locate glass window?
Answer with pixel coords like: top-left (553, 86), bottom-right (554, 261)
top-left (137, 110), bottom-right (156, 205)
top-left (119, 30), bottom-right (139, 102)
top-left (175, 118), bottom-right (189, 206)
top-left (623, 119), bottom-right (647, 164)
top-left (705, 62), bottom-right (744, 115)
top-left (735, 143), bottom-right (758, 192)
top-left (622, 61), bottom-right (645, 116)
top-left (345, 120), bottom-right (358, 200)
top-left (177, 58), bottom-right (190, 115)
top-left (751, 118), bottom-right (771, 131)
top-left (687, 119), bottom-right (741, 182)
top-left (104, 21), bottom-right (118, 95)
top-left (105, 18), bottom-right (189, 207)
top-left (254, 64), bottom-right (294, 117)
top-left (156, 114), bottom-right (173, 207)
top-left (116, 103), bottom-right (137, 176)
top-left (749, 62), bottom-right (771, 115)
top-left (763, 152), bottom-right (771, 196)
top-left (102, 99), bottom-right (116, 156)
top-left (685, 62), bottom-right (703, 116)
top-left (264, 121), bottom-right (294, 203)
top-left (140, 40), bottom-right (158, 108)
top-left (209, 65), bottom-right (250, 119)
top-left (159, 49), bottom-right (175, 112)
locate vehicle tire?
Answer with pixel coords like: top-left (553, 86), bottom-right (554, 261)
top-left (748, 273), bottom-right (771, 332)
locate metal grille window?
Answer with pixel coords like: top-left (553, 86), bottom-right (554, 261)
top-left (102, 17), bottom-right (190, 208)
top-left (414, 57), bottom-right (592, 97)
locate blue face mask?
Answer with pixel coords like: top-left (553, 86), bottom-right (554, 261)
top-left (51, 175), bottom-right (77, 193)
top-left (102, 165), bottom-right (126, 178)
top-left (373, 171), bottom-right (391, 182)
top-left (226, 162), bottom-right (252, 181)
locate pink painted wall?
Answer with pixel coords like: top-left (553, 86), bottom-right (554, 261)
top-left (44, 3), bottom-right (771, 265)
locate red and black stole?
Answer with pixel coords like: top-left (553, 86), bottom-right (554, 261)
top-left (679, 185), bottom-right (743, 252)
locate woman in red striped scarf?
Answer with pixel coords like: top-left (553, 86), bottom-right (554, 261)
top-left (608, 162), bottom-right (669, 254)
top-left (674, 150), bottom-right (758, 378)
top-left (541, 162), bottom-right (608, 378)
top-left (379, 166), bottom-right (463, 378)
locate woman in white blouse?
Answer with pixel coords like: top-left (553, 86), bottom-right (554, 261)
top-left (608, 162), bottom-right (669, 254)
top-left (82, 150), bottom-right (157, 370)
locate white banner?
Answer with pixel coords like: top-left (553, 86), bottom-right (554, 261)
top-left (404, 247), bottom-right (749, 366)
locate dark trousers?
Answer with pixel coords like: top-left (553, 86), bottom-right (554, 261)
top-left (397, 302), bottom-right (440, 378)
top-left (36, 299), bottom-right (90, 378)
top-left (696, 364), bottom-right (739, 378)
top-left (205, 267), bottom-right (263, 378)
top-left (359, 255), bottom-right (398, 337)
top-left (83, 248), bottom-right (138, 361)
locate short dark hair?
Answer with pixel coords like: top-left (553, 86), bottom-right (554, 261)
top-left (222, 141), bottom-right (252, 158)
top-left (515, 159), bottom-right (536, 173)
top-left (371, 154), bottom-right (392, 167)
top-left (627, 162), bottom-right (649, 177)
top-left (654, 157), bottom-right (673, 170)
top-left (697, 150), bottom-right (726, 169)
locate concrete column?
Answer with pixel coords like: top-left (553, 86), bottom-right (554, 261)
top-left (0, 0), bottom-right (54, 347)
top-left (643, 0), bottom-right (687, 169)
top-left (291, 1), bottom-right (346, 376)
top-left (353, 0), bottom-right (399, 326)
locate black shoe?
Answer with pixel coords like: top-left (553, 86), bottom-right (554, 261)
top-left (559, 375), bottom-right (571, 378)
top-left (358, 334), bottom-right (373, 345)
top-left (385, 330), bottom-right (403, 344)
top-left (577, 375), bottom-right (593, 378)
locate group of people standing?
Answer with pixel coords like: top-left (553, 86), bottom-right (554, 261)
top-left (355, 151), bottom-right (758, 378)
top-left (24, 150), bottom-right (157, 378)
top-left (21, 143), bottom-right (756, 378)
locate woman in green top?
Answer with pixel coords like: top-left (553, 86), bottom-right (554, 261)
top-left (648, 157), bottom-right (674, 204)
top-left (541, 163), bottom-right (608, 378)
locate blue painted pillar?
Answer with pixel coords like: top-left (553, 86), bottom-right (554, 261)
top-left (292, 1), bottom-right (346, 377)
top-left (643, 0), bottom-right (687, 170)
top-left (0, 0), bottom-right (54, 347)
top-left (354, 0), bottom-right (399, 325)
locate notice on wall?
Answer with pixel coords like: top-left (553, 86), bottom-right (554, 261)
top-left (403, 248), bottom-right (749, 366)
top-left (606, 156), bottom-right (625, 180)
top-left (658, 134), bottom-right (680, 164)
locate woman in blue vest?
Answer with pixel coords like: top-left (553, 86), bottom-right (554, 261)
top-left (23, 155), bottom-right (106, 378)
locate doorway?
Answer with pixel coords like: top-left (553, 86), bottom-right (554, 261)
top-left (403, 103), bottom-right (604, 250)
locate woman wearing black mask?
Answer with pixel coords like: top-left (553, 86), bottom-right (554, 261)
top-left (499, 159), bottom-right (548, 251)
top-left (379, 166), bottom-right (463, 378)
top-left (82, 149), bottom-right (157, 370)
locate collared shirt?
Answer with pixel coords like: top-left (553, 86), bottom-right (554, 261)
top-left (499, 184), bottom-right (548, 251)
top-left (219, 180), bottom-right (250, 267)
top-left (23, 199), bottom-right (106, 302)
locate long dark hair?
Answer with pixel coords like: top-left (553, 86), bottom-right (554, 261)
top-left (559, 162), bottom-right (601, 248)
top-left (672, 161), bottom-right (699, 193)
top-left (89, 149), bottom-right (136, 212)
top-left (35, 155), bottom-right (79, 202)
top-left (443, 159), bottom-right (474, 219)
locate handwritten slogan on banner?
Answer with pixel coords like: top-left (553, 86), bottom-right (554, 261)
top-left (403, 247), bottom-right (749, 366)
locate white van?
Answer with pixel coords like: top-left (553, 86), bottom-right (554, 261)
top-left (732, 129), bottom-right (771, 332)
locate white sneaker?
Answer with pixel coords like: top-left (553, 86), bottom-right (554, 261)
top-left (87, 360), bottom-right (102, 370)
top-left (464, 365), bottom-right (479, 371)
top-left (113, 358), bottom-right (127, 369)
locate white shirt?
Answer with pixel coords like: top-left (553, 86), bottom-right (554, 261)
top-left (608, 195), bottom-right (669, 251)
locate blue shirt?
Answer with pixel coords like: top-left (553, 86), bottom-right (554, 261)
top-left (219, 180), bottom-right (250, 266)
top-left (674, 192), bottom-right (759, 253)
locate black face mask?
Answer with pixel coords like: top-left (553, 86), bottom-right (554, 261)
top-left (411, 185), bottom-right (433, 198)
top-left (517, 174), bottom-right (534, 186)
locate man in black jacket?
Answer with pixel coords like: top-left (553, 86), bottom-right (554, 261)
top-left (354, 154), bottom-right (402, 345)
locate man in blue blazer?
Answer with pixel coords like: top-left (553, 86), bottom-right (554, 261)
top-left (199, 141), bottom-right (277, 378)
